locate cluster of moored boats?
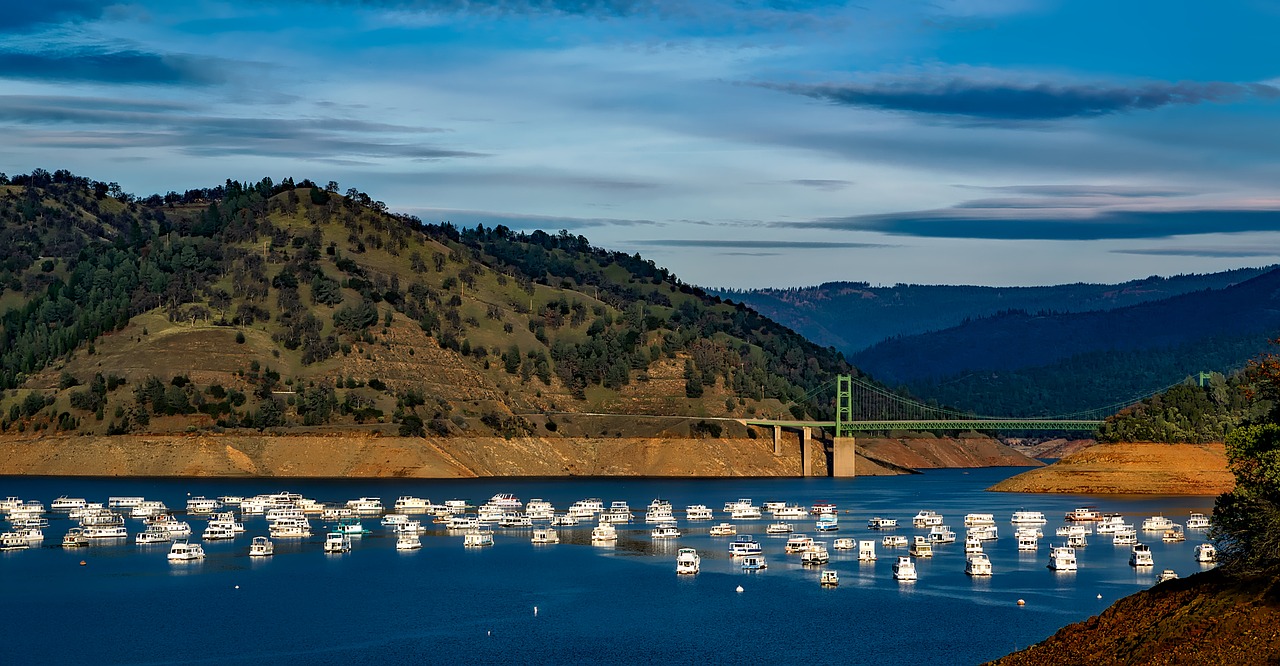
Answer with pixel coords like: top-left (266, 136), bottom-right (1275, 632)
top-left (0, 495), bottom-right (1213, 584)
top-left (871, 507), bottom-right (1214, 584)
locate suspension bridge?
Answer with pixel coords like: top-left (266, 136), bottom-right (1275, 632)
top-left (742, 374), bottom-right (1135, 435)
top-left (739, 373), bottom-right (1190, 477)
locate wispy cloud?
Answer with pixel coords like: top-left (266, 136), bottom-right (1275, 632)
top-left (789, 179), bottom-right (853, 191)
top-left (0, 49), bottom-right (233, 85)
top-left (761, 78), bottom-right (1280, 121)
top-left (955, 184), bottom-right (1197, 198)
top-left (785, 207), bottom-right (1280, 241)
top-left (403, 207), bottom-right (661, 229)
top-left (0, 1), bottom-right (103, 33)
top-left (631, 239), bottom-right (890, 249)
top-left (1113, 246), bottom-right (1280, 258)
top-left (0, 94), bottom-right (478, 161)
top-left (341, 0), bottom-right (654, 16)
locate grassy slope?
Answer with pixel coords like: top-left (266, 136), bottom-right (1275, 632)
top-left (0, 181), bottom-right (842, 438)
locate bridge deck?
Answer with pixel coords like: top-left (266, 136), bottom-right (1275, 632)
top-left (741, 419), bottom-right (1102, 432)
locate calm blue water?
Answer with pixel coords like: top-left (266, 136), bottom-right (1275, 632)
top-left (2, 469), bottom-right (1216, 665)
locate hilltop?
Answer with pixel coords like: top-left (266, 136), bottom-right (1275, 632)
top-left (0, 169), bottom-right (860, 442)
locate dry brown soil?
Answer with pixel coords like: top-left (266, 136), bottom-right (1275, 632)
top-left (0, 433), bottom-right (1039, 478)
top-left (988, 442), bottom-right (1234, 495)
top-left (989, 566), bottom-right (1280, 665)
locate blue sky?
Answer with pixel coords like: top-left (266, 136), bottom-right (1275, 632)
top-left (3, 0), bottom-right (1280, 287)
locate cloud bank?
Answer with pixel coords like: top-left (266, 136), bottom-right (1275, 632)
top-left (764, 78), bottom-right (1280, 120)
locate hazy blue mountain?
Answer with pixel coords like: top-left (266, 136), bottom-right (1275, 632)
top-left (850, 268), bottom-right (1280, 416)
top-left (713, 267), bottom-right (1272, 354)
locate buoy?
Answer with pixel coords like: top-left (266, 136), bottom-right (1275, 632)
top-left (79, 560), bottom-right (87, 566)
top-left (736, 585), bottom-right (744, 593)
top-left (1017, 599), bottom-right (1025, 606)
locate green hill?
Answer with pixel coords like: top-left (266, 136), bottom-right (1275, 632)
top-left (0, 169), bottom-right (855, 439)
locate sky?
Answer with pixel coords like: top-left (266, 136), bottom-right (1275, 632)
top-left (3, 1), bottom-right (1280, 288)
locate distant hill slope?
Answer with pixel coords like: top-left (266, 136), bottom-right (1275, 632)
top-left (852, 268), bottom-right (1280, 390)
top-left (712, 268), bottom-right (1271, 354)
top-left (0, 169), bottom-right (857, 439)
top-left (902, 330), bottom-right (1276, 418)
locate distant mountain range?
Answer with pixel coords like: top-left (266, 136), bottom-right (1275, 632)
top-left (714, 268), bottom-right (1271, 354)
top-left (718, 267), bottom-right (1280, 417)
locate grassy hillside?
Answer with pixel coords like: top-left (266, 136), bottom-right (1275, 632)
top-left (0, 169), bottom-right (855, 439)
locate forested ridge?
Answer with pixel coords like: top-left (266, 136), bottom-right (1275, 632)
top-left (1098, 370), bottom-right (1273, 444)
top-left (715, 269), bottom-right (1271, 354)
top-left (0, 169), bottom-right (855, 438)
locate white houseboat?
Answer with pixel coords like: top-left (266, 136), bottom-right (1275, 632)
top-left (676, 548), bottom-right (701, 575)
top-left (893, 556), bottom-right (917, 581)
top-left (249, 536), bottom-right (274, 557)
top-left (1130, 543), bottom-right (1154, 567)
top-left (1048, 545), bottom-right (1077, 571)
top-left (531, 528), bottom-right (560, 544)
top-left (167, 539), bottom-right (205, 561)
top-left (965, 552), bottom-right (993, 576)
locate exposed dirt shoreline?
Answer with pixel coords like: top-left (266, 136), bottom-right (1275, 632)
top-left (988, 442), bottom-right (1234, 495)
top-left (0, 433), bottom-right (1040, 478)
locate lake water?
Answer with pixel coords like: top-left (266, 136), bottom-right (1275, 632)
top-left (2, 469), bottom-right (1217, 665)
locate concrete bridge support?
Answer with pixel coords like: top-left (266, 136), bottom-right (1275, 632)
top-left (832, 437), bottom-right (856, 477)
top-left (801, 427), bottom-right (815, 477)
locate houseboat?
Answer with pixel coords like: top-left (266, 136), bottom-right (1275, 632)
top-left (1047, 545), bottom-right (1077, 571)
top-left (1130, 543), bottom-right (1154, 567)
top-left (676, 548), bottom-right (701, 575)
top-left (1011, 511), bottom-right (1047, 525)
top-left (909, 535), bottom-right (933, 558)
top-left (249, 536), bottom-right (274, 557)
top-left (893, 556), bottom-right (917, 581)
top-left (728, 536), bottom-right (763, 557)
top-left (965, 552), bottom-right (993, 576)
top-left (167, 539), bottom-right (205, 561)
top-left (531, 528), bottom-right (560, 544)
top-left (708, 523), bottom-right (737, 537)
top-left (591, 522), bottom-right (618, 543)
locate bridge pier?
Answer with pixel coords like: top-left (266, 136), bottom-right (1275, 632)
top-left (773, 425), bottom-right (782, 456)
top-left (801, 427), bottom-right (814, 477)
top-left (832, 437), bottom-right (856, 477)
